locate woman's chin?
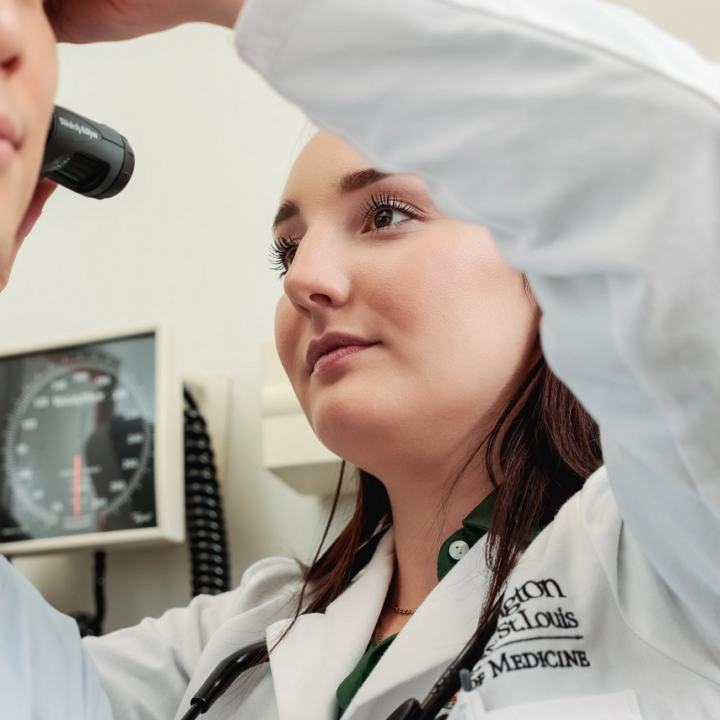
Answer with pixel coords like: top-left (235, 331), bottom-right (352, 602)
top-left (311, 398), bottom-right (397, 470)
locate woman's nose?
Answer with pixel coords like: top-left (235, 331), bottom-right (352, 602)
top-left (283, 231), bottom-right (352, 318)
top-left (0, 0), bottom-right (23, 75)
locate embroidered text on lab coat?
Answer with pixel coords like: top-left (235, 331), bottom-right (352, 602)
top-left (472, 579), bottom-right (591, 686)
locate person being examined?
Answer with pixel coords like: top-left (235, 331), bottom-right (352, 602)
top-left (0, 1), bottom-right (112, 718)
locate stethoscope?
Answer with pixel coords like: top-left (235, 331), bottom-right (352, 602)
top-left (180, 528), bottom-right (499, 720)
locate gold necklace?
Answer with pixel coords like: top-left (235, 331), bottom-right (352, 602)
top-left (376, 603), bottom-right (419, 643)
top-left (392, 604), bottom-right (417, 615)
top-left (376, 614), bottom-right (384, 644)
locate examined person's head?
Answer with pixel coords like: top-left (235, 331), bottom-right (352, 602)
top-left (273, 131), bottom-right (541, 487)
top-left (0, 0), bottom-right (57, 290)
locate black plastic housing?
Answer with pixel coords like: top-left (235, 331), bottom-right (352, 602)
top-left (41, 106), bottom-right (135, 199)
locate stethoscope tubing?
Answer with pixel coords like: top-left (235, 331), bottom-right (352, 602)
top-left (180, 640), bottom-right (267, 720)
top-left (179, 524), bottom-right (500, 720)
top-left (181, 608), bottom-right (500, 720)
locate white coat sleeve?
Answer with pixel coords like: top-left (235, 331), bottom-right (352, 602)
top-left (0, 555), bottom-right (112, 720)
top-left (83, 557), bottom-right (300, 720)
top-left (234, 0), bottom-right (720, 643)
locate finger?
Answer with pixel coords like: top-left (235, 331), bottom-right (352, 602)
top-left (16, 178), bottom-right (58, 243)
top-left (46, 0), bottom-right (125, 43)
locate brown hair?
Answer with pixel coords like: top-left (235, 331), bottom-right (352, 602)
top-left (291, 355), bottom-right (602, 631)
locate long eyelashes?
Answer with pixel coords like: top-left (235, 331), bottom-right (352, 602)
top-left (359, 192), bottom-right (420, 227)
top-left (270, 193), bottom-right (421, 277)
top-left (269, 236), bottom-right (300, 279)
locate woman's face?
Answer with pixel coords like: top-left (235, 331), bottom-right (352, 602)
top-left (274, 132), bottom-right (540, 481)
top-left (0, 0), bottom-right (57, 290)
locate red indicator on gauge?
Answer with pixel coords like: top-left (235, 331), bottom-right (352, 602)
top-left (73, 454), bottom-right (82, 519)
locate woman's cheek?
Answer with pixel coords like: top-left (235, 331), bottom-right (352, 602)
top-left (274, 296), bottom-right (308, 399)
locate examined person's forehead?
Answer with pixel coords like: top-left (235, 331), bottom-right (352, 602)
top-left (272, 169), bottom-right (392, 230)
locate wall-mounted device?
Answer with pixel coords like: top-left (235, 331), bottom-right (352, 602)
top-left (41, 106), bottom-right (135, 199)
top-left (0, 325), bottom-right (183, 556)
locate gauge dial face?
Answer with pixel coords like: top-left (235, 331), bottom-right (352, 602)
top-left (0, 333), bottom-right (156, 543)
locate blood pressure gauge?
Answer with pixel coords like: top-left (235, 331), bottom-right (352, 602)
top-left (0, 326), bottom-right (183, 555)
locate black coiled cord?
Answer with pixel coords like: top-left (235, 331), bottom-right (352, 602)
top-left (184, 386), bottom-right (231, 596)
top-left (70, 550), bottom-right (106, 637)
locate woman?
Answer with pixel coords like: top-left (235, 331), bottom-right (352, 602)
top-left (0, 1), bottom-right (112, 718)
top-left (84, 128), bottom-right (607, 720)
top-left (51, 0), bottom-right (720, 718)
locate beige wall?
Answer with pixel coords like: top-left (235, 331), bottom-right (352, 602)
top-left (5, 2), bottom-right (719, 633)
top-left (609, 0), bottom-right (720, 60)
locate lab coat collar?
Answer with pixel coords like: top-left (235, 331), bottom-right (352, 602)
top-left (345, 536), bottom-right (489, 720)
top-left (266, 528), bottom-right (395, 720)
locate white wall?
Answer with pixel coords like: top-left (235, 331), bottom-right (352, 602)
top-left (3, 3), bottom-right (718, 633)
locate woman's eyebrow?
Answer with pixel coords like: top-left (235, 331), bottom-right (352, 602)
top-left (272, 200), bottom-right (300, 231)
top-left (272, 169), bottom-right (392, 230)
top-left (338, 169), bottom-right (391, 195)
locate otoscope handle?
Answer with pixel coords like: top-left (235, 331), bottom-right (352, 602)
top-left (386, 603), bottom-right (502, 720)
top-left (386, 699), bottom-right (422, 720)
top-left (180, 639), bottom-right (267, 720)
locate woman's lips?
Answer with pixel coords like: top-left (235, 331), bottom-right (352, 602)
top-left (306, 332), bottom-right (378, 374)
top-left (313, 344), bottom-right (376, 374)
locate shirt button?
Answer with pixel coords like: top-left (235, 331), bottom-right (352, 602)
top-left (449, 540), bottom-right (470, 561)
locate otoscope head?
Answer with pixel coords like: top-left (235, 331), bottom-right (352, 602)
top-left (41, 106), bottom-right (135, 199)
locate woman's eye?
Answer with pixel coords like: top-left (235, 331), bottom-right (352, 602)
top-left (372, 207), bottom-right (412, 230)
top-left (361, 193), bottom-right (420, 233)
top-left (269, 237), bottom-right (300, 278)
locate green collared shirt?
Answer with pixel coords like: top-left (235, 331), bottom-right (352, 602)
top-left (336, 492), bottom-right (497, 716)
top-left (436, 491), bottom-right (496, 582)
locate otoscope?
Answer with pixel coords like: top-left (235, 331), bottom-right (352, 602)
top-left (41, 106), bottom-right (135, 198)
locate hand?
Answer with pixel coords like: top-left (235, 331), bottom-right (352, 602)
top-left (16, 179), bottom-right (57, 245)
top-left (46, 0), bottom-right (246, 44)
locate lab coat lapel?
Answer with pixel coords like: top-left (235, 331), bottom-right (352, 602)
top-left (345, 537), bottom-right (490, 720)
top-left (267, 529), bottom-right (395, 720)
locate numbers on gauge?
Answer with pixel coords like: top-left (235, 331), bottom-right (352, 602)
top-left (3, 354), bottom-right (153, 531)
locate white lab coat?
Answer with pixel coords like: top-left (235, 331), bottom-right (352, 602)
top-left (85, 0), bottom-right (720, 718)
top-left (0, 555), bottom-right (112, 720)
